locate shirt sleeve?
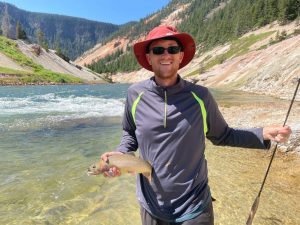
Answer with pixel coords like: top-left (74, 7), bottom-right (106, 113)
top-left (116, 92), bottom-right (139, 153)
top-left (204, 90), bottom-right (270, 149)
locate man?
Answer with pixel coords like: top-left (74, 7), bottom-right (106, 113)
top-left (100, 25), bottom-right (291, 225)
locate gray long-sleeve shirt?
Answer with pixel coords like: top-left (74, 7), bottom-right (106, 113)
top-left (117, 76), bottom-right (269, 222)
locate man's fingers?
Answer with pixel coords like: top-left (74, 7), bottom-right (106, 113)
top-left (268, 134), bottom-right (276, 142)
top-left (275, 133), bottom-right (289, 143)
top-left (99, 152), bottom-right (124, 178)
top-left (103, 167), bottom-right (121, 177)
top-left (100, 151), bottom-right (124, 163)
top-left (100, 153), bottom-right (109, 163)
top-left (277, 126), bottom-right (291, 143)
top-left (277, 126), bottom-right (291, 134)
top-left (115, 169), bottom-right (121, 176)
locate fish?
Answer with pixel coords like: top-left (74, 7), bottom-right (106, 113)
top-left (87, 154), bottom-right (152, 182)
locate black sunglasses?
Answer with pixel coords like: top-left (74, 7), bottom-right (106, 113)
top-left (150, 46), bottom-right (181, 55)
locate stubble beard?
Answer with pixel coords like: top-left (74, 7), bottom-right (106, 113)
top-left (153, 65), bottom-right (179, 85)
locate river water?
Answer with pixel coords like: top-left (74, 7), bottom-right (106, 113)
top-left (0, 84), bottom-right (299, 225)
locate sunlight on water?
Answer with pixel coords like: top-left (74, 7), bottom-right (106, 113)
top-left (0, 94), bottom-right (124, 115)
top-left (0, 123), bottom-right (141, 225)
top-left (206, 144), bottom-right (300, 225)
top-left (0, 90), bottom-right (125, 132)
top-left (0, 85), bottom-right (299, 225)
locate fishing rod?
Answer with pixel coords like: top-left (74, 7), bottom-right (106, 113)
top-left (246, 77), bottom-right (300, 225)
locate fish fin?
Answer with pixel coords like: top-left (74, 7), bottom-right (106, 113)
top-left (142, 171), bottom-right (152, 183)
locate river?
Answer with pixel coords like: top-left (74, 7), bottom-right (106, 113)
top-left (0, 84), bottom-right (299, 225)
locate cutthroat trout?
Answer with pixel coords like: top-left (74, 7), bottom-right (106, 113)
top-left (87, 154), bottom-right (152, 182)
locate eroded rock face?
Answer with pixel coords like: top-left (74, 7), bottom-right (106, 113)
top-left (15, 40), bottom-right (106, 83)
top-left (188, 33), bottom-right (300, 101)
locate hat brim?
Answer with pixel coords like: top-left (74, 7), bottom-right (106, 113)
top-left (133, 33), bottom-right (196, 71)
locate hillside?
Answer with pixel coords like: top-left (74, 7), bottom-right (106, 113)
top-left (74, 0), bottom-right (300, 100)
top-left (75, 0), bottom-right (191, 67)
top-left (0, 2), bottom-right (119, 60)
top-left (88, 20), bottom-right (299, 100)
top-left (16, 40), bottom-right (107, 82)
top-left (75, 1), bottom-right (190, 67)
top-left (77, 0), bottom-right (299, 74)
top-left (1, 0), bottom-right (299, 93)
top-left (0, 36), bottom-right (107, 85)
top-left (190, 29), bottom-right (300, 100)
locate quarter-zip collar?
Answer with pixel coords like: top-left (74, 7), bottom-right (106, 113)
top-left (146, 75), bottom-right (186, 128)
top-left (148, 75), bottom-right (185, 97)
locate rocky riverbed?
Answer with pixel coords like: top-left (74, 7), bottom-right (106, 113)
top-left (218, 98), bottom-right (300, 155)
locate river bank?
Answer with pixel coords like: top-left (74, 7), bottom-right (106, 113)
top-left (0, 80), bottom-right (103, 86)
top-left (217, 93), bottom-right (300, 155)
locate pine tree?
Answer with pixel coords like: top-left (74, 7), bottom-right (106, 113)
top-left (16, 21), bottom-right (27, 40)
top-left (285, 0), bottom-right (300, 20)
top-left (35, 28), bottom-right (50, 51)
top-left (36, 29), bottom-right (44, 46)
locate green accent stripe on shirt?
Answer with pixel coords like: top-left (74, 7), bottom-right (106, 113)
top-left (191, 91), bottom-right (208, 135)
top-left (131, 92), bottom-right (144, 124)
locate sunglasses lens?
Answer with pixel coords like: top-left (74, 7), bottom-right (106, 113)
top-left (152, 47), bottom-right (165, 55)
top-left (151, 46), bottom-right (181, 55)
top-left (168, 46), bottom-right (181, 54)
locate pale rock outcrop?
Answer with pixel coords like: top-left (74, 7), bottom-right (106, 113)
top-left (15, 40), bottom-right (106, 83)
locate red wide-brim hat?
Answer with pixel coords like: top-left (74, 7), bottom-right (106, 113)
top-left (133, 25), bottom-right (196, 71)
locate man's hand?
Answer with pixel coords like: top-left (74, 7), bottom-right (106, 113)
top-left (100, 151), bottom-right (124, 177)
top-left (263, 125), bottom-right (292, 143)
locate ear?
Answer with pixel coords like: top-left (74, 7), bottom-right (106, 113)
top-left (146, 54), bottom-right (152, 65)
top-left (179, 52), bottom-right (184, 64)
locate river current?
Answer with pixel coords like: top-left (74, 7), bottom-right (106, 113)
top-left (0, 84), bottom-right (299, 225)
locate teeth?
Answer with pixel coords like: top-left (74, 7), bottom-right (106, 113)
top-left (160, 62), bottom-right (171, 65)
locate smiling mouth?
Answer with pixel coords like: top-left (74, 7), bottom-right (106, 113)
top-left (160, 62), bottom-right (172, 65)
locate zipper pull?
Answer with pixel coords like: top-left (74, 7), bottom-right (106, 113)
top-left (164, 90), bottom-right (167, 128)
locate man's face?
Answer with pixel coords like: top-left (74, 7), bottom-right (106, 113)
top-left (146, 39), bottom-right (184, 81)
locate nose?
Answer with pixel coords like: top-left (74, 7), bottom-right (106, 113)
top-left (161, 48), bottom-right (171, 56)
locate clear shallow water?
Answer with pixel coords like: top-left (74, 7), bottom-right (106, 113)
top-left (0, 85), bottom-right (299, 225)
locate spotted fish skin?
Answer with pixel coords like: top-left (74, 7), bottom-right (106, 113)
top-left (87, 154), bottom-right (152, 182)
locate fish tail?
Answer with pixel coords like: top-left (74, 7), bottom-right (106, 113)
top-left (142, 171), bottom-right (152, 183)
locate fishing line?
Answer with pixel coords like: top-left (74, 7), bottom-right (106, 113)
top-left (246, 78), bottom-right (300, 225)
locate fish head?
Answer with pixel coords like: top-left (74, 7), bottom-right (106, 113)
top-left (86, 161), bottom-right (109, 176)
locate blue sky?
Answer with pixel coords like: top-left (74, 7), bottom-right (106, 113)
top-left (3, 0), bottom-right (171, 25)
